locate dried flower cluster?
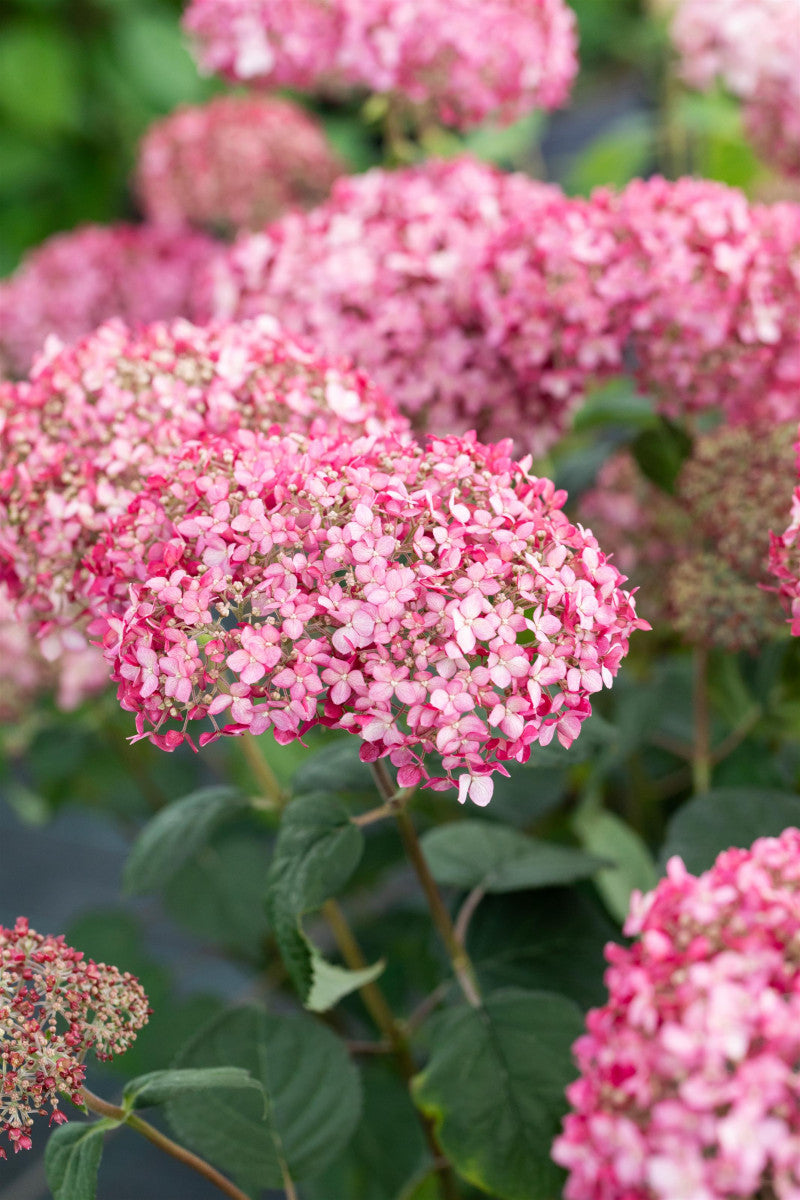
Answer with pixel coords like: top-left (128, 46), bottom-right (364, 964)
top-left (0, 917), bottom-right (148, 1156)
top-left (579, 422), bottom-right (795, 650)
top-left (0, 316), bottom-right (407, 628)
top-left (136, 94), bottom-right (343, 235)
top-left (553, 829), bottom-right (800, 1200)
top-left (86, 429), bottom-right (644, 803)
top-left (671, 0), bottom-right (800, 176)
top-left (769, 429), bottom-right (800, 636)
top-left (183, 0), bottom-right (577, 129)
top-left (610, 177), bottom-right (800, 426)
top-left (197, 157), bottom-right (630, 455)
top-left (0, 224), bottom-right (215, 379)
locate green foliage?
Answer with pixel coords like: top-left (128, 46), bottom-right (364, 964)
top-left (631, 417), bottom-right (693, 494)
top-left (123, 786), bottom-right (250, 895)
top-left (573, 799), bottom-right (659, 922)
top-left (420, 820), bottom-right (606, 893)
top-left (123, 1067), bottom-right (263, 1110)
top-left (412, 989), bottom-right (584, 1199)
top-left (166, 1006), bottom-right (362, 1191)
top-left (45, 1121), bottom-right (114, 1200)
top-left (660, 787), bottom-right (800, 874)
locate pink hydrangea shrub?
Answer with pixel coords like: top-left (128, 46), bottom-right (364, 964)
top-left (768, 428), bottom-right (800, 635)
top-left (183, 0), bottom-right (577, 130)
top-left (0, 917), bottom-right (148, 1156)
top-left (0, 224), bottom-right (216, 379)
top-left (671, 0), bottom-right (800, 177)
top-left (611, 177), bottom-right (800, 425)
top-left (136, 94), bottom-right (344, 234)
top-left (197, 158), bottom-right (627, 455)
top-left (553, 828), bottom-right (800, 1200)
top-left (86, 428), bottom-right (645, 803)
top-left (0, 317), bottom-right (407, 626)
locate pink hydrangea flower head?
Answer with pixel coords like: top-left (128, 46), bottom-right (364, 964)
top-left (579, 422), bottom-right (795, 650)
top-left (612, 177), bottom-right (800, 424)
top-left (553, 828), bottom-right (800, 1200)
top-left (183, 0), bottom-right (577, 130)
top-left (0, 224), bottom-right (216, 379)
top-left (136, 93), bottom-right (344, 235)
top-left (768, 427), bottom-right (800, 635)
top-left (197, 157), bottom-right (626, 455)
top-left (0, 917), bottom-right (149, 1157)
top-left (0, 316), bottom-right (408, 627)
top-left (671, 0), bottom-right (800, 177)
top-left (88, 428), bottom-right (646, 800)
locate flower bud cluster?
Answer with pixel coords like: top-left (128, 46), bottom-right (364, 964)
top-left (553, 828), bottom-right (800, 1200)
top-left (197, 158), bottom-right (632, 455)
top-left (183, 0), bottom-right (577, 130)
top-left (0, 917), bottom-right (148, 1157)
top-left (87, 428), bottom-right (645, 804)
top-left (671, 0), bottom-right (800, 177)
top-left (136, 94), bottom-right (344, 235)
top-left (0, 224), bottom-right (215, 379)
top-left (579, 422), bottom-right (795, 651)
top-left (0, 317), bottom-right (407, 627)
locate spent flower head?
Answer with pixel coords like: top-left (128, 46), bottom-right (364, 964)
top-left (553, 828), bottom-right (800, 1200)
top-left (87, 428), bottom-right (646, 803)
top-left (0, 917), bottom-right (148, 1157)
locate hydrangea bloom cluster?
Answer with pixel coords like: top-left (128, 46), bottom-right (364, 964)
top-left (183, 0), bottom-right (577, 130)
top-left (768, 430), bottom-right (800, 636)
top-left (671, 0), bottom-right (800, 176)
top-left (579, 422), bottom-right (795, 650)
top-left (197, 158), bottom-right (628, 455)
top-left (0, 317), bottom-right (407, 627)
top-left (0, 224), bottom-right (216, 379)
top-left (0, 917), bottom-right (148, 1156)
top-left (611, 177), bottom-right (800, 425)
top-left (0, 588), bottom-right (108, 721)
top-left (553, 829), bottom-right (800, 1200)
top-left (86, 428), bottom-right (645, 804)
top-left (136, 94), bottom-right (343, 235)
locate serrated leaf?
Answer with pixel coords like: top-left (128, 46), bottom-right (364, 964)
top-left (412, 989), bottom-right (583, 1200)
top-left (265, 793), bottom-right (371, 1007)
top-left (45, 1121), bottom-right (115, 1200)
top-left (166, 1006), bottom-right (361, 1189)
top-left (573, 803), bottom-right (658, 922)
top-left (659, 787), bottom-right (800, 874)
top-left (420, 821), bottom-right (606, 893)
top-left (124, 786), bottom-right (249, 895)
top-left (305, 935), bottom-right (385, 1013)
top-left (123, 1067), bottom-right (263, 1111)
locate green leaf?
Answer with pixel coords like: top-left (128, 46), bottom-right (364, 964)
top-left (573, 803), bottom-right (658, 923)
top-left (420, 821), bottom-right (606, 893)
top-left (572, 378), bottom-right (657, 434)
top-left (292, 739), bottom-right (375, 798)
top-left (265, 792), bottom-right (372, 1007)
top-left (123, 1067), bottom-right (263, 1111)
top-left (109, 10), bottom-right (206, 113)
top-left (45, 1121), bottom-right (115, 1200)
top-left (659, 787), bottom-right (800, 875)
top-left (567, 114), bottom-right (654, 193)
top-left (468, 887), bottom-right (619, 1010)
top-left (0, 21), bottom-right (81, 135)
top-left (631, 417), bottom-right (693, 494)
top-left (302, 1061), bottom-right (428, 1200)
top-left (166, 1006), bottom-right (362, 1189)
top-left (124, 786), bottom-right (249, 895)
top-left (412, 989), bottom-right (583, 1200)
top-left (305, 937), bottom-right (385, 1013)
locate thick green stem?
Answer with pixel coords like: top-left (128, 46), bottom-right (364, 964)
top-left (80, 1087), bottom-right (252, 1200)
top-left (371, 764), bottom-right (482, 1009)
top-left (692, 646), bottom-right (712, 794)
top-left (322, 898), bottom-right (461, 1200)
top-left (240, 733), bottom-right (285, 807)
